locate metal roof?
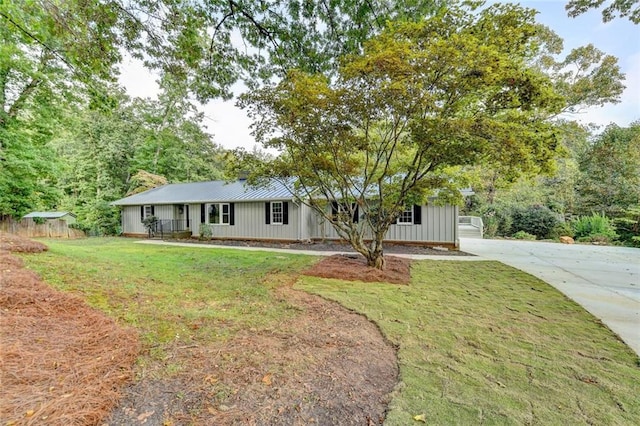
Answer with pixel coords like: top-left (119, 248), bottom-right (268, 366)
top-left (23, 212), bottom-right (75, 219)
top-left (111, 180), bottom-right (295, 206)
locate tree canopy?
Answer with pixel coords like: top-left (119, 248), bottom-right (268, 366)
top-left (566, 0), bottom-right (640, 24)
top-left (237, 3), bottom-right (614, 268)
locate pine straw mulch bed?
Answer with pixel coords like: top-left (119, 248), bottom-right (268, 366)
top-left (0, 232), bottom-right (140, 426)
top-left (303, 254), bottom-right (412, 284)
top-left (2, 233), bottom-right (402, 425)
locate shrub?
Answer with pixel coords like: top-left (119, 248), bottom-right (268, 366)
top-left (510, 205), bottom-right (560, 239)
top-left (199, 223), bottom-right (213, 239)
top-left (612, 206), bottom-right (640, 247)
top-left (142, 215), bottom-right (158, 236)
top-left (513, 230), bottom-right (537, 240)
top-left (550, 221), bottom-right (574, 239)
top-left (572, 213), bottom-right (618, 243)
top-left (479, 205), bottom-right (513, 238)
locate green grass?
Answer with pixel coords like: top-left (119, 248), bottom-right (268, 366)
top-left (297, 261), bottom-right (640, 425)
top-left (21, 238), bottom-right (316, 364)
top-left (21, 238), bottom-right (640, 424)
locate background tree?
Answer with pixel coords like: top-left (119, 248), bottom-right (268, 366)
top-left (239, 4), bottom-right (573, 269)
top-left (52, 88), bottom-right (226, 235)
top-left (566, 0), bottom-right (640, 24)
top-left (576, 122), bottom-right (640, 217)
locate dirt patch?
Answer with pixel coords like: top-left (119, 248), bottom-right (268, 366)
top-left (108, 284), bottom-right (398, 425)
top-left (303, 254), bottom-right (412, 285)
top-left (0, 232), bottom-right (139, 425)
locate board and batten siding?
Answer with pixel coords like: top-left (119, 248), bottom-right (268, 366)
top-left (121, 204), bottom-right (176, 235)
top-left (309, 204), bottom-right (458, 244)
top-left (193, 201), bottom-right (303, 241)
top-left (121, 205), bottom-right (145, 234)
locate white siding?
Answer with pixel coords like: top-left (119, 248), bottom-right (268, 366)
top-left (121, 204), bottom-right (179, 235)
top-left (121, 206), bottom-right (145, 234)
top-left (122, 201), bottom-right (458, 245)
top-left (193, 201), bottom-right (304, 241)
top-left (309, 204), bottom-right (458, 244)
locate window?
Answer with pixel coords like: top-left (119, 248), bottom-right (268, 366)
top-left (397, 205), bottom-right (422, 225)
top-left (271, 201), bottom-right (283, 225)
top-left (208, 203), bottom-right (230, 225)
top-left (265, 201), bottom-right (288, 225)
top-left (141, 205), bottom-right (155, 222)
top-left (397, 207), bottom-right (413, 225)
top-left (331, 202), bottom-right (359, 223)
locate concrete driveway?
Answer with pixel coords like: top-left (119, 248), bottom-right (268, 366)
top-left (460, 238), bottom-right (640, 356)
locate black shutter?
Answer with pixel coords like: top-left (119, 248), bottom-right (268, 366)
top-left (201, 204), bottom-right (205, 223)
top-left (151, 205), bottom-right (155, 215)
top-left (331, 201), bottom-right (338, 218)
top-left (186, 205), bottom-right (190, 228)
top-left (229, 203), bottom-right (235, 226)
top-left (265, 202), bottom-right (271, 224)
top-left (283, 202), bottom-right (289, 225)
top-left (413, 205), bottom-right (422, 225)
top-left (352, 203), bottom-right (359, 223)
top-left (140, 206), bottom-right (144, 222)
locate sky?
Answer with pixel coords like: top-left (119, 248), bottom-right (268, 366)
top-left (119, 1), bottom-right (640, 151)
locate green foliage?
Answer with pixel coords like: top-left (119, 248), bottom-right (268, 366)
top-left (199, 223), bottom-right (213, 239)
top-left (550, 221), bottom-right (575, 239)
top-left (477, 204), bottom-right (513, 238)
top-left (566, 0), bottom-right (640, 23)
top-left (612, 205), bottom-right (640, 247)
top-left (576, 122), bottom-right (640, 217)
top-left (513, 230), bottom-right (537, 240)
top-left (240, 3), bottom-right (568, 267)
top-left (510, 205), bottom-right (561, 239)
top-left (572, 213), bottom-right (618, 243)
top-left (31, 216), bottom-right (46, 225)
top-left (142, 215), bottom-right (159, 233)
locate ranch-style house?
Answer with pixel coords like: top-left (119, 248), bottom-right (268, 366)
top-left (111, 179), bottom-right (462, 249)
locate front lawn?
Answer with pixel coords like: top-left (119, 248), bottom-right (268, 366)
top-left (21, 238), bottom-right (640, 424)
top-left (298, 260), bottom-right (640, 424)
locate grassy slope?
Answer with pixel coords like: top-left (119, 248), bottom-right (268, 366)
top-left (22, 238), bottom-right (640, 424)
top-left (22, 238), bottom-right (316, 369)
top-left (298, 261), bottom-right (640, 425)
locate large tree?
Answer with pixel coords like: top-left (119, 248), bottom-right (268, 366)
top-left (0, 0), bottom-right (447, 218)
top-left (576, 122), bottom-right (640, 217)
top-left (566, 0), bottom-right (640, 24)
top-left (238, 3), bottom-right (582, 269)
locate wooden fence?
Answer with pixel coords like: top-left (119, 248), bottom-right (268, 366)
top-left (0, 218), bottom-right (85, 239)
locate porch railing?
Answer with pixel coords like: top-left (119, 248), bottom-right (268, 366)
top-left (148, 220), bottom-right (189, 238)
top-left (458, 216), bottom-right (484, 239)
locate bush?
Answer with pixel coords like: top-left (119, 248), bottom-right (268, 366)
top-left (199, 223), bottom-right (213, 239)
top-left (513, 230), bottom-right (537, 240)
top-left (479, 205), bottom-right (513, 238)
top-left (572, 213), bottom-right (618, 243)
top-left (510, 205), bottom-right (560, 239)
top-left (550, 221), bottom-right (574, 239)
top-left (612, 206), bottom-right (640, 247)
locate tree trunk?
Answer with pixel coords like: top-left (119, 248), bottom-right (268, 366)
top-left (348, 233), bottom-right (386, 270)
top-left (366, 251), bottom-right (385, 269)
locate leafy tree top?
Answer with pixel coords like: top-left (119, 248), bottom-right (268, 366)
top-left (236, 3), bottom-right (586, 268)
